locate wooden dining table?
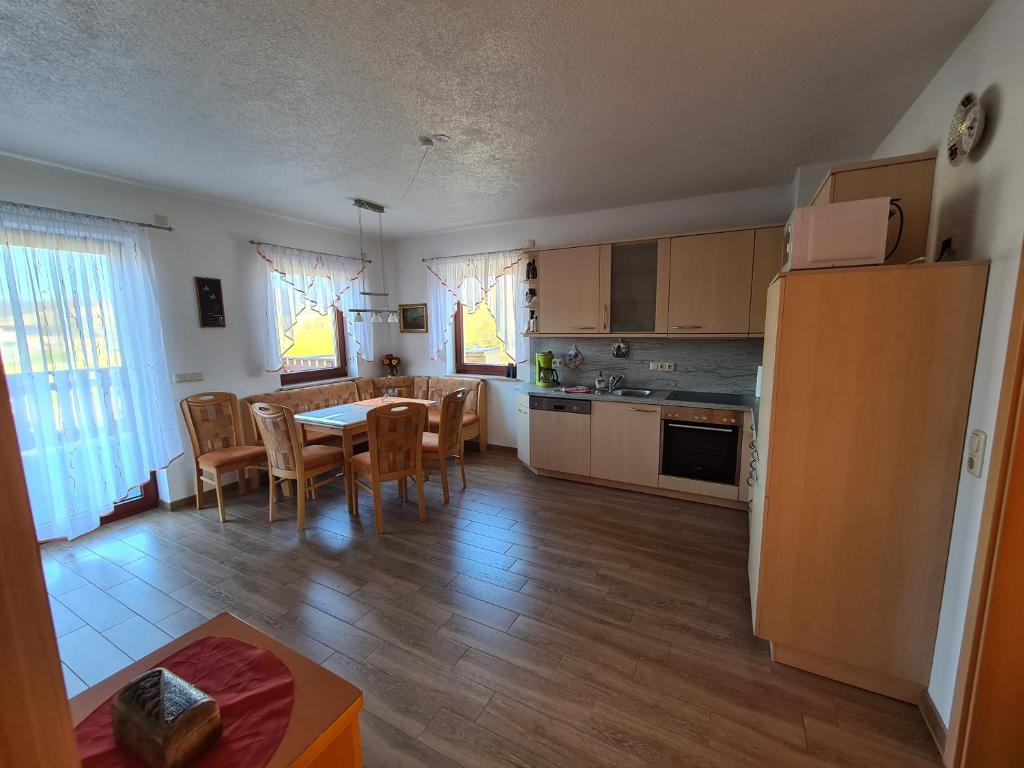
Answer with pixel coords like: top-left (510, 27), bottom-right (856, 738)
top-left (294, 397), bottom-right (435, 514)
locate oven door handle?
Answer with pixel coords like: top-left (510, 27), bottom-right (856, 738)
top-left (665, 423), bottom-right (734, 433)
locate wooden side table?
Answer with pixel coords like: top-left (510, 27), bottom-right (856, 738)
top-left (69, 613), bottom-right (364, 768)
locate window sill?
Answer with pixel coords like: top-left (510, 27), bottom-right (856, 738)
top-left (279, 375), bottom-right (358, 390)
top-left (453, 374), bottom-right (525, 383)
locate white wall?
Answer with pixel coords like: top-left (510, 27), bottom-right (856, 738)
top-left (872, 0), bottom-right (1024, 725)
top-left (390, 184), bottom-right (794, 447)
top-left (0, 152), bottom-right (391, 504)
top-left (791, 158), bottom-right (864, 209)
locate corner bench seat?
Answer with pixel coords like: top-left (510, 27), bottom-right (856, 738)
top-left (240, 375), bottom-right (486, 451)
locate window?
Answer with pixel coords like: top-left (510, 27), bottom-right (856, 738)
top-left (0, 202), bottom-right (182, 541)
top-left (455, 299), bottom-right (514, 375)
top-left (278, 303), bottom-right (347, 384)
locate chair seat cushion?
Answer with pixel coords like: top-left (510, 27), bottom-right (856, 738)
top-left (303, 444), bottom-right (345, 471)
top-left (421, 432), bottom-right (441, 453)
top-left (426, 410), bottom-right (480, 430)
top-left (349, 451), bottom-right (372, 476)
top-left (197, 445), bottom-right (267, 470)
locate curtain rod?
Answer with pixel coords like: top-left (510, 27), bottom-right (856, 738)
top-left (1, 199), bottom-right (174, 231)
top-left (249, 239), bottom-right (370, 263)
top-left (422, 246), bottom-right (530, 263)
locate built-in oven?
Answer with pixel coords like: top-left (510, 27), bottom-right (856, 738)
top-left (661, 407), bottom-right (741, 486)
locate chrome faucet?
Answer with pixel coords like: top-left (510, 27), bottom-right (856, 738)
top-left (607, 374), bottom-right (623, 391)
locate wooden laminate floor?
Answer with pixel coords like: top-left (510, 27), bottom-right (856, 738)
top-left (43, 450), bottom-right (941, 767)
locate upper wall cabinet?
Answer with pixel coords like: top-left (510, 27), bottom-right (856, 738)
top-left (538, 245), bottom-right (609, 334)
top-left (608, 239), bottom-right (669, 334)
top-left (748, 226), bottom-right (785, 335)
top-left (668, 229), bottom-right (755, 335)
top-left (529, 224), bottom-right (785, 338)
top-left (810, 151), bottom-right (936, 265)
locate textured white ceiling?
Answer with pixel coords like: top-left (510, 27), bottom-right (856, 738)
top-left (0, 1), bottom-right (992, 235)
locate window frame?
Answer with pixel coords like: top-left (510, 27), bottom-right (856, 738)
top-left (454, 301), bottom-right (510, 376)
top-left (101, 472), bottom-right (159, 524)
top-left (279, 308), bottom-right (348, 385)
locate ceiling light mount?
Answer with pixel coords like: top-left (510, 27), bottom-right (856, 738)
top-left (353, 198), bottom-right (385, 214)
top-left (419, 134), bottom-right (450, 147)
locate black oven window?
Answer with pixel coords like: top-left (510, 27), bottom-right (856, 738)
top-left (662, 421), bottom-right (740, 485)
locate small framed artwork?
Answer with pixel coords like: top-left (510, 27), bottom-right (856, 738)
top-left (194, 277), bottom-right (225, 327)
top-left (398, 303), bottom-right (428, 333)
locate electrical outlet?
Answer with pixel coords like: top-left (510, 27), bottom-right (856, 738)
top-left (649, 362), bottom-right (675, 372)
top-left (967, 429), bottom-right (987, 478)
top-left (551, 358), bottom-right (563, 368)
top-left (174, 372), bottom-right (204, 383)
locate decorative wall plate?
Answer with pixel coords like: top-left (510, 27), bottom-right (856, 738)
top-left (563, 344), bottom-right (584, 369)
top-left (947, 92), bottom-right (985, 166)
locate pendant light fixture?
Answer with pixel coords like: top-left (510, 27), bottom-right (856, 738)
top-left (348, 199), bottom-right (399, 322)
top-left (348, 134), bottom-right (447, 323)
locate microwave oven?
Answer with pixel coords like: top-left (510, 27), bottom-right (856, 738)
top-left (783, 196), bottom-right (893, 270)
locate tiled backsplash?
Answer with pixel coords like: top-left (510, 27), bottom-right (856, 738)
top-left (529, 337), bottom-right (764, 393)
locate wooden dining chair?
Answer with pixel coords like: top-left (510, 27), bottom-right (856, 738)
top-left (350, 401), bottom-right (428, 535)
top-left (179, 392), bottom-right (267, 522)
top-left (250, 402), bottom-right (345, 531)
top-left (422, 388), bottom-right (469, 503)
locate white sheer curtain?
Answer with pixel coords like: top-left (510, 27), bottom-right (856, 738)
top-left (258, 243), bottom-right (373, 369)
top-left (425, 249), bottom-right (526, 363)
top-left (0, 202), bottom-right (182, 540)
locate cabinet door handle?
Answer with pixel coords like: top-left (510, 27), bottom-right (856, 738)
top-left (672, 324), bottom-right (703, 329)
top-left (603, 304), bottom-right (609, 330)
top-left (629, 407), bottom-right (658, 413)
top-left (573, 326), bottom-right (597, 330)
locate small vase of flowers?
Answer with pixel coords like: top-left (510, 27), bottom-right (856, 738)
top-left (381, 353), bottom-right (401, 376)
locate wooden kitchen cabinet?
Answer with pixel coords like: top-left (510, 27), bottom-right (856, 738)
top-left (748, 226), bottom-right (785, 335)
top-left (809, 151), bottom-right (936, 264)
top-left (538, 245), bottom-right (609, 334)
top-left (589, 401), bottom-right (661, 487)
top-left (668, 229), bottom-right (755, 334)
top-left (750, 261), bottom-right (988, 702)
top-left (529, 408), bottom-right (591, 476)
top-left (607, 240), bottom-right (669, 333)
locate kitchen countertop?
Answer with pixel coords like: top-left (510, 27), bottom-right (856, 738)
top-left (516, 383), bottom-right (757, 412)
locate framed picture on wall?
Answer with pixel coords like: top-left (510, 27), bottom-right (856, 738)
top-left (194, 277), bottom-right (226, 327)
top-left (398, 303), bottom-right (428, 333)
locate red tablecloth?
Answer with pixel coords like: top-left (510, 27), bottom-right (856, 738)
top-left (75, 635), bottom-right (294, 768)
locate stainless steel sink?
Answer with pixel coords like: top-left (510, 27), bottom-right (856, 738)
top-left (609, 388), bottom-right (652, 398)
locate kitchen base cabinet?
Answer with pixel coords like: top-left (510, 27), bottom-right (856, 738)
top-left (516, 393), bottom-right (531, 466)
top-left (750, 261), bottom-right (988, 702)
top-left (589, 401), bottom-right (661, 487)
top-left (529, 407), bottom-right (591, 476)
